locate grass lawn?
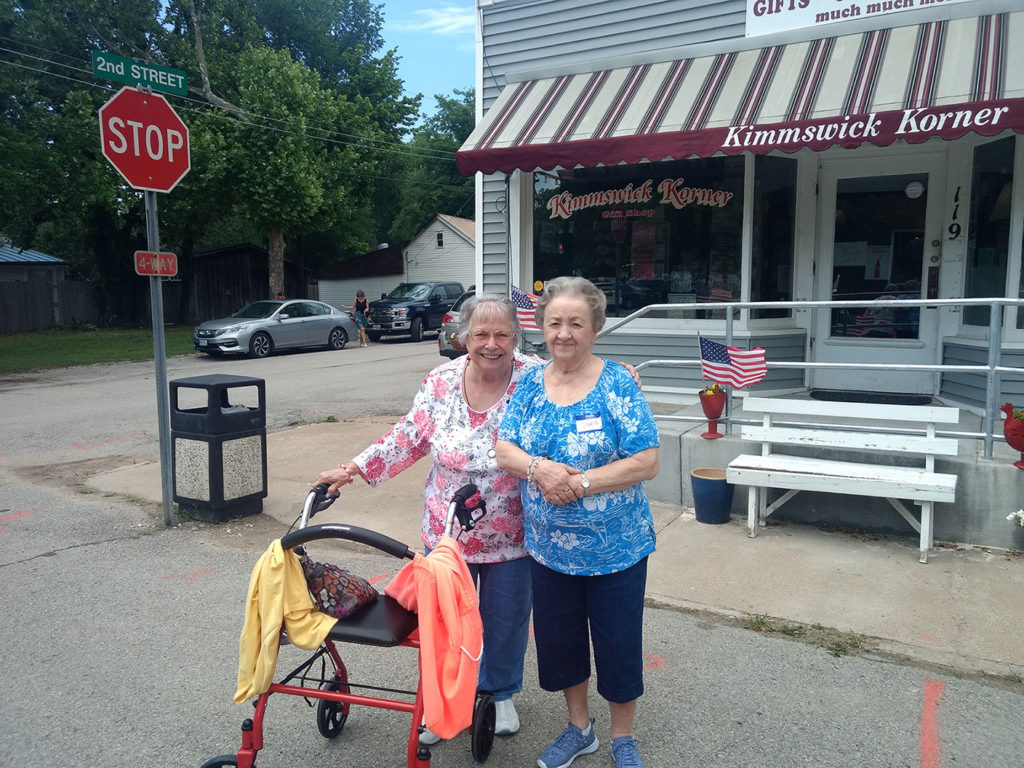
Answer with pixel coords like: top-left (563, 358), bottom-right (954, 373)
top-left (0, 326), bottom-right (197, 376)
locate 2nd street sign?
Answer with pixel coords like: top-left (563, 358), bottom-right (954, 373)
top-left (134, 251), bottom-right (178, 276)
top-left (92, 51), bottom-right (187, 96)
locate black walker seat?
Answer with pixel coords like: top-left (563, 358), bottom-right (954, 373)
top-left (322, 593), bottom-right (419, 647)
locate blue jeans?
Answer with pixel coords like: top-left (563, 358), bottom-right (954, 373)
top-left (466, 556), bottom-right (533, 701)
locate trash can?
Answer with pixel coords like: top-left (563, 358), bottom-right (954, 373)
top-left (690, 468), bottom-right (734, 524)
top-left (171, 374), bottom-right (267, 522)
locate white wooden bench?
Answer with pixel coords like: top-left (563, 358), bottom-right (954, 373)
top-left (726, 397), bottom-right (960, 563)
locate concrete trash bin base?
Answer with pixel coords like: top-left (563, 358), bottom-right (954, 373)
top-left (690, 468), bottom-right (734, 524)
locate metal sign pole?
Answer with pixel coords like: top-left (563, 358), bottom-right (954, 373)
top-left (145, 190), bottom-right (174, 526)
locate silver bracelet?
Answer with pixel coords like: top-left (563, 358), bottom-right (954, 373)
top-left (526, 455), bottom-right (543, 486)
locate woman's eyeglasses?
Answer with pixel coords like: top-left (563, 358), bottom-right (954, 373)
top-left (469, 330), bottom-right (514, 344)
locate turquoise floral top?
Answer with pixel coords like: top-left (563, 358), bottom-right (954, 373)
top-left (498, 359), bottom-right (659, 575)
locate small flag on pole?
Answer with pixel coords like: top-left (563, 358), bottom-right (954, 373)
top-left (511, 285), bottom-right (539, 330)
top-left (699, 336), bottom-right (767, 389)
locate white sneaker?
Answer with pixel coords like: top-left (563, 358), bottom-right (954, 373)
top-left (419, 726), bottom-right (442, 746)
top-left (494, 698), bottom-right (520, 736)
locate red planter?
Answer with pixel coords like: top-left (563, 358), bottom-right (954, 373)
top-left (698, 391), bottom-right (726, 439)
top-left (1001, 403), bottom-right (1024, 469)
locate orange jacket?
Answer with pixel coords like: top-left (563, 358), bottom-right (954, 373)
top-left (385, 536), bottom-right (483, 739)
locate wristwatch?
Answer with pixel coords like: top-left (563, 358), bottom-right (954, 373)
top-left (580, 471), bottom-right (591, 496)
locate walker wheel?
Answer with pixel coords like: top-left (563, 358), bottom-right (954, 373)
top-left (470, 692), bottom-right (495, 762)
top-left (199, 756), bottom-right (238, 767)
top-left (316, 676), bottom-right (349, 738)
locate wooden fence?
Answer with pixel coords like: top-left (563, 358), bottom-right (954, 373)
top-left (0, 281), bottom-right (101, 334)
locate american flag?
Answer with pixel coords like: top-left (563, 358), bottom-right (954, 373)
top-left (699, 336), bottom-right (767, 389)
top-left (696, 284), bottom-right (733, 302)
top-left (844, 310), bottom-right (878, 337)
top-left (511, 285), bottom-right (539, 330)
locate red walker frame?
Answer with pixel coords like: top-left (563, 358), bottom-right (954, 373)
top-left (201, 484), bottom-right (494, 768)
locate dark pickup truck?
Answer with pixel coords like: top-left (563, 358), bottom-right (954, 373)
top-left (367, 281), bottom-right (465, 342)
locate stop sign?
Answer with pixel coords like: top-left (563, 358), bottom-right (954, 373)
top-left (99, 86), bottom-right (190, 192)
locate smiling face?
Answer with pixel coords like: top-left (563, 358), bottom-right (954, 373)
top-left (542, 295), bottom-right (598, 366)
top-left (465, 304), bottom-right (517, 372)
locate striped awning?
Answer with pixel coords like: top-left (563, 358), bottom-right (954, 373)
top-left (457, 11), bottom-right (1024, 175)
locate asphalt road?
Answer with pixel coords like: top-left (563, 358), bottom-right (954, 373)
top-left (0, 336), bottom-right (442, 468)
top-left (1, 340), bottom-right (1023, 767)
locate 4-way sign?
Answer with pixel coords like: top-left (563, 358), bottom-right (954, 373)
top-left (99, 86), bottom-right (190, 192)
top-left (134, 251), bottom-right (178, 276)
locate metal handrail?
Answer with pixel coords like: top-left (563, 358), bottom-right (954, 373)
top-left (594, 296), bottom-right (1024, 459)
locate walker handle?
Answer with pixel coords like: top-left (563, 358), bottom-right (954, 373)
top-left (281, 523), bottom-right (415, 560)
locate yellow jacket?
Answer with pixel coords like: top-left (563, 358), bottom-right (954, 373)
top-left (234, 540), bottom-right (337, 702)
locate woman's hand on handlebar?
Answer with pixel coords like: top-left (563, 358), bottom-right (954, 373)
top-left (318, 462), bottom-right (363, 495)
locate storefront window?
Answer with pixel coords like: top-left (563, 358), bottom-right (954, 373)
top-left (532, 157), bottom-right (744, 317)
top-left (751, 156), bottom-right (796, 319)
top-left (964, 137), bottom-right (1013, 326)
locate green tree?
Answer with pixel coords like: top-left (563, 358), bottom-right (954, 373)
top-left (389, 87), bottom-right (476, 243)
top-left (0, 1), bottom-right (165, 322)
top-left (214, 46), bottom-right (384, 295)
top-left (1, 0), bottom-right (418, 321)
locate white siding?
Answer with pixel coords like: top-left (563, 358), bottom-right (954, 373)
top-left (404, 221), bottom-right (475, 288)
top-left (476, 0), bottom-right (747, 291)
top-left (317, 217), bottom-right (475, 307)
top-left (317, 277), bottom-right (406, 310)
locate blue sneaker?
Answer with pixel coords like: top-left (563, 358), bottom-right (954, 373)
top-left (610, 736), bottom-right (645, 768)
top-left (537, 717), bottom-right (599, 768)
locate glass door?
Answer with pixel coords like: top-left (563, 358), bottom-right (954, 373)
top-left (813, 155), bottom-right (946, 393)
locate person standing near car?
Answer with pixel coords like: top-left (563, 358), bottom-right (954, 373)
top-left (342, 289), bottom-right (370, 347)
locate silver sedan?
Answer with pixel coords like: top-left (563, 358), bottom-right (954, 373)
top-left (193, 299), bottom-right (357, 358)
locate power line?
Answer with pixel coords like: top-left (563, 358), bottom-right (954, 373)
top-left (0, 58), bottom-right (473, 192)
top-left (0, 40), bottom-right (461, 163)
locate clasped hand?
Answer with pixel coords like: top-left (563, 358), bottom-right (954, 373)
top-left (535, 459), bottom-right (582, 506)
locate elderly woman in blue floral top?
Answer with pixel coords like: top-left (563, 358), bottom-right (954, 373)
top-left (496, 276), bottom-right (659, 768)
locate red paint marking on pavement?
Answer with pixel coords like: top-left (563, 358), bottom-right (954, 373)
top-left (367, 573), bottom-right (393, 584)
top-left (920, 679), bottom-right (944, 768)
top-left (921, 636), bottom-right (935, 643)
top-left (163, 567), bottom-right (214, 585)
top-left (642, 652), bottom-right (667, 672)
top-left (0, 510), bottom-right (39, 522)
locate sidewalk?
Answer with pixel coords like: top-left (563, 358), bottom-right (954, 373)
top-left (87, 418), bottom-right (1024, 677)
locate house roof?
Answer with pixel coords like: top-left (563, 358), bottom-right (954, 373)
top-left (437, 214), bottom-right (475, 244)
top-left (0, 245), bottom-right (64, 264)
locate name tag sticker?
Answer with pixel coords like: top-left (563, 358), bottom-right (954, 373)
top-left (576, 414), bottom-right (602, 433)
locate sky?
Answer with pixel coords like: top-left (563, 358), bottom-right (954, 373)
top-left (379, 1), bottom-right (476, 118)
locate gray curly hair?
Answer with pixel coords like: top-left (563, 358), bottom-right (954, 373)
top-left (457, 294), bottom-right (522, 346)
top-left (534, 276), bottom-right (606, 331)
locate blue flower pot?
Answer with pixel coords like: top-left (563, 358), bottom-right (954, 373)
top-left (690, 468), bottom-right (734, 524)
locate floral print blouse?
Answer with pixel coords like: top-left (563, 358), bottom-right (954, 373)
top-left (498, 360), bottom-right (660, 576)
top-left (352, 349), bottom-right (539, 563)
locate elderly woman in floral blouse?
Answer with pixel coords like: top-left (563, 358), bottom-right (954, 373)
top-left (317, 294), bottom-right (536, 742)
